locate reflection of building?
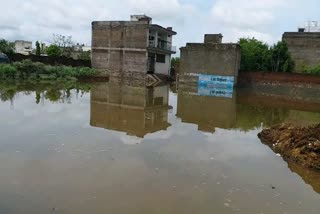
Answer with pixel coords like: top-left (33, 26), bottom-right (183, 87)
top-left (15, 40), bottom-right (33, 55)
top-left (176, 85), bottom-right (236, 133)
top-left (91, 15), bottom-right (176, 79)
top-left (90, 82), bottom-right (171, 138)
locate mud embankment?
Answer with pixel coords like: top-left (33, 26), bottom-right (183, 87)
top-left (258, 123), bottom-right (320, 170)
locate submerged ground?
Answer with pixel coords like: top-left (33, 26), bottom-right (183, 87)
top-left (0, 81), bottom-right (319, 214)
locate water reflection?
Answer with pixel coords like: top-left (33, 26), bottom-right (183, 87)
top-left (0, 80), bottom-right (91, 105)
top-left (177, 85), bottom-right (236, 132)
top-left (90, 82), bottom-right (171, 138)
top-left (0, 80), bottom-right (320, 213)
top-left (175, 82), bottom-right (320, 133)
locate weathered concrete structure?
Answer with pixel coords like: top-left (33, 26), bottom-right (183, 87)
top-left (90, 82), bottom-right (171, 138)
top-left (179, 34), bottom-right (241, 85)
top-left (283, 32), bottom-right (320, 71)
top-left (91, 15), bottom-right (176, 81)
top-left (14, 40), bottom-right (32, 55)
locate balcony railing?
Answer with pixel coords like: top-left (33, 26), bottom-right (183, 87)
top-left (149, 40), bottom-right (176, 52)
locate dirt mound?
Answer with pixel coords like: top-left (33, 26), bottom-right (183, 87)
top-left (258, 123), bottom-right (320, 170)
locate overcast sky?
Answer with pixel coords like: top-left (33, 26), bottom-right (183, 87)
top-left (0, 0), bottom-right (319, 53)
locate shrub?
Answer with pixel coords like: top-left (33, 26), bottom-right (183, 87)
top-left (0, 64), bottom-right (18, 79)
top-left (303, 64), bottom-right (320, 75)
top-left (46, 44), bottom-right (62, 57)
top-left (13, 60), bottom-right (46, 78)
top-left (0, 60), bottom-right (97, 80)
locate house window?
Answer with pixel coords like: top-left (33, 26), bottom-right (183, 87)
top-left (156, 54), bottom-right (166, 63)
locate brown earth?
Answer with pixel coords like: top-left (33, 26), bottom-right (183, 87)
top-left (258, 123), bottom-right (320, 170)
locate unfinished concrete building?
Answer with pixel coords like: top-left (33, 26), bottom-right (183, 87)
top-left (90, 82), bottom-right (171, 138)
top-left (179, 34), bottom-right (241, 86)
top-left (283, 32), bottom-right (320, 71)
top-left (91, 15), bottom-right (177, 81)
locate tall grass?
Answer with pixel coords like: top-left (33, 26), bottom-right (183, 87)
top-left (0, 60), bottom-right (98, 80)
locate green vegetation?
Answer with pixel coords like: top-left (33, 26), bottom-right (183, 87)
top-left (0, 60), bottom-right (98, 80)
top-left (171, 57), bottom-right (180, 69)
top-left (78, 51), bottom-right (91, 60)
top-left (0, 80), bottom-right (92, 103)
top-left (235, 104), bottom-right (289, 132)
top-left (270, 41), bottom-right (295, 72)
top-left (52, 34), bottom-right (74, 56)
top-left (239, 38), bottom-right (294, 72)
top-left (302, 64), bottom-right (320, 75)
top-left (0, 39), bottom-right (15, 56)
top-left (35, 41), bottom-right (41, 56)
top-left (46, 44), bottom-right (61, 57)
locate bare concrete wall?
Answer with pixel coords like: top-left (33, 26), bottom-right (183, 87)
top-left (283, 32), bottom-right (320, 71)
top-left (92, 21), bottom-right (149, 77)
top-left (179, 43), bottom-right (241, 83)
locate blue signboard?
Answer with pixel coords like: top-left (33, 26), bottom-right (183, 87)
top-left (198, 74), bottom-right (234, 98)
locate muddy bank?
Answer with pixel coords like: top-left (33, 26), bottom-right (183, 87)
top-left (258, 123), bottom-right (320, 170)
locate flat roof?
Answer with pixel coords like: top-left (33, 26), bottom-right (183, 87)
top-left (149, 24), bottom-right (177, 35)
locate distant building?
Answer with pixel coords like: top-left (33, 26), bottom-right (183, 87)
top-left (298, 21), bottom-right (320, 33)
top-left (91, 15), bottom-right (177, 80)
top-left (179, 34), bottom-right (240, 86)
top-left (70, 43), bottom-right (91, 60)
top-left (283, 28), bottom-right (320, 71)
top-left (14, 40), bottom-right (32, 55)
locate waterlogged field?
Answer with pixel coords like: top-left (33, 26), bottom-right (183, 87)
top-left (0, 81), bottom-right (319, 214)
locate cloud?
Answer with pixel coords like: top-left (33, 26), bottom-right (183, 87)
top-left (0, 0), bottom-right (318, 50)
top-left (209, 0), bottom-right (294, 43)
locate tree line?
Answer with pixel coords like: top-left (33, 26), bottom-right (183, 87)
top-left (0, 34), bottom-right (90, 60)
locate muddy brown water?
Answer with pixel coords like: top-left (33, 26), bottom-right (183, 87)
top-left (0, 82), bottom-right (319, 214)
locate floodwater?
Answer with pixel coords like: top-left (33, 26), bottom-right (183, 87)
top-left (0, 81), bottom-right (319, 214)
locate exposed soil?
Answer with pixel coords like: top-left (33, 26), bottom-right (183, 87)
top-left (258, 123), bottom-right (320, 170)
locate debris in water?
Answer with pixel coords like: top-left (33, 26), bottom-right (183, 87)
top-left (224, 203), bottom-right (230, 207)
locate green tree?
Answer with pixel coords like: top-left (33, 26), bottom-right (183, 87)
top-left (171, 57), bottom-right (180, 69)
top-left (52, 34), bottom-right (74, 56)
top-left (35, 41), bottom-right (41, 56)
top-left (239, 38), bottom-right (295, 72)
top-left (238, 38), bottom-right (270, 72)
top-left (46, 44), bottom-right (61, 57)
top-left (0, 39), bottom-right (15, 56)
top-left (270, 41), bottom-right (294, 72)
